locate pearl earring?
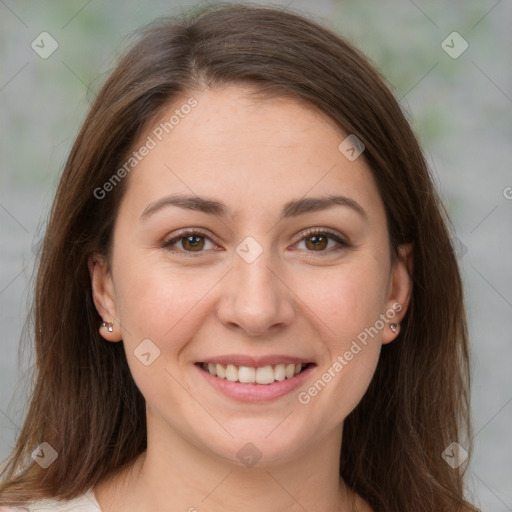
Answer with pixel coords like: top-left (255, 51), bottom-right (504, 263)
top-left (101, 321), bottom-right (114, 332)
top-left (389, 323), bottom-right (399, 334)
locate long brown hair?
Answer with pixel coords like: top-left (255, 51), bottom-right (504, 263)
top-left (0, 4), bottom-right (478, 511)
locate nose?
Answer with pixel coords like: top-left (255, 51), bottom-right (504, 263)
top-left (216, 248), bottom-right (296, 336)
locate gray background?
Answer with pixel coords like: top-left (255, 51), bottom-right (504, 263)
top-left (1, 1), bottom-right (511, 509)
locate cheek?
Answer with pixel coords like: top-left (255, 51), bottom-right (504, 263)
top-left (292, 257), bottom-right (387, 421)
top-left (111, 259), bottom-right (219, 402)
top-left (114, 243), bottom-right (218, 344)
top-left (292, 256), bottom-right (389, 345)
top-left (114, 259), bottom-right (220, 346)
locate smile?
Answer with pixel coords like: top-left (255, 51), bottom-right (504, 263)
top-left (195, 358), bottom-right (315, 402)
top-left (199, 362), bottom-right (309, 384)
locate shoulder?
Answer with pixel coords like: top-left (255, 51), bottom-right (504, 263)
top-left (0, 489), bottom-right (101, 512)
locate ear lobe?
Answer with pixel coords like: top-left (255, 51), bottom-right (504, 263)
top-left (382, 243), bottom-right (413, 344)
top-left (88, 254), bottom-right (122, 342)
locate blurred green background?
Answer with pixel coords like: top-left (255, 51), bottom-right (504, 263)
top-left (1, 1), bottom-right (511, 509)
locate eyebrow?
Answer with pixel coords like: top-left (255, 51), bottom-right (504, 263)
top-left (140, 193), bottom-right (368, 221)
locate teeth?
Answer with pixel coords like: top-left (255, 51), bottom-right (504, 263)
top-left (216, 364), bottom-right (226, 379)
top-left (202, 362), bottom-right (305, 384)
top-left (285, 363), bottom-right (296, 379)
top-left (238, 366), bottom-right (256, 383)
top-left (225, 364), bottom-right (238, 382)
top-left (255, 365), bottom-right (275, 385)
top-left (274, 364), bottom-right (286, 381)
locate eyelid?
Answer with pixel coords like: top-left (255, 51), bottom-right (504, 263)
top-left (296, 227), bottom-right (349, 246)
top-left (164, 227), bottom-right (215, 241)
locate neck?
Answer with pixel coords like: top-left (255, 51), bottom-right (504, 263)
top-left (94, 420), bottom-right (356, 511)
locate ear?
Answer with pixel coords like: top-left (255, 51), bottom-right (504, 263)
top-left (88, 254), bottom-right (123, 342)
top-left (382, 243), bottom-right (413, 344)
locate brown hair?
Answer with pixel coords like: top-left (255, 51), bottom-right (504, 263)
top-left (0, 4), bottom-right (478, 511)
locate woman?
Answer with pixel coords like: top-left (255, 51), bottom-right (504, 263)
top-left (0, 4), bottom-right (479, 511)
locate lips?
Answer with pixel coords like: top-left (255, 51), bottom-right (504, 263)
top-left (195, 356), bottom-right (315, 402)
top-left (200, 362), bottom-right (306, 384)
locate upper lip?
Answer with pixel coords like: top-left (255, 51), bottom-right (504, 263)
top-left (198, 355), bottom-right (315, 367)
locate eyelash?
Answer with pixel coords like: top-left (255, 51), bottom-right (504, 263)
top-left (161, 227), bottom-right (350, 257)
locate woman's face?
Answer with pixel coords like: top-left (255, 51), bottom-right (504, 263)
top-left (90, 85), bottom-right (412, 466)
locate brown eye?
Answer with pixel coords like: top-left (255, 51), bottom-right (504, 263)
top-left (296, 229), bottom-right (349, 254)
top-left (181, 234), bottom-right (205, 251)
top-left (162, 230), bottom-right (216, 254)
top-left (304, 234), bottom-right (329, 251)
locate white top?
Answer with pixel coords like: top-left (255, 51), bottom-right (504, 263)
top-left (0, 488), bottom-right (102, 511)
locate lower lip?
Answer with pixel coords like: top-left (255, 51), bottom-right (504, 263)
top-left (195, 364), bottom-right (315, 402)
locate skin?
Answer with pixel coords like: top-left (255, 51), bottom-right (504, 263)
top-left (89, 85), bottom-right (412, 512)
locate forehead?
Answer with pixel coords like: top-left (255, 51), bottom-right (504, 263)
top-left (118, 85), bottom-right (384, 223)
